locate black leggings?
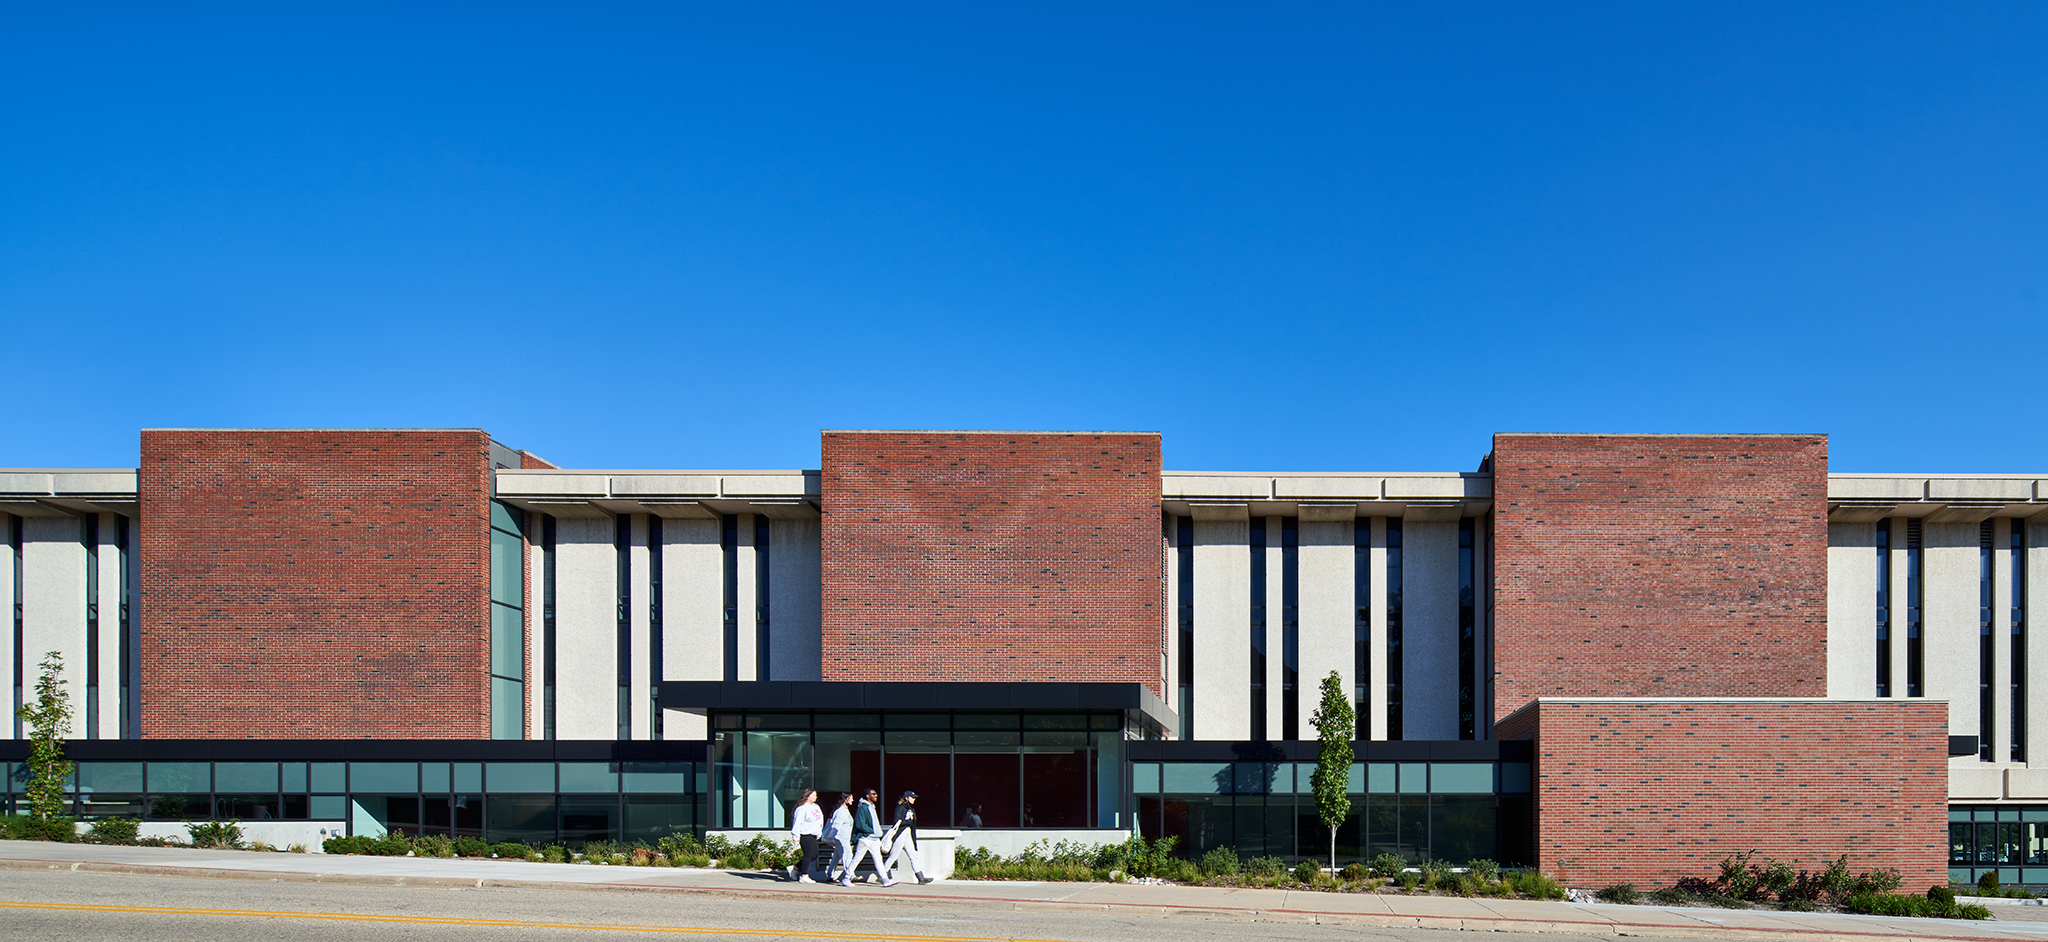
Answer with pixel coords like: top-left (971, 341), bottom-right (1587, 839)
top-left (798, 834), bottom-right (819, 874)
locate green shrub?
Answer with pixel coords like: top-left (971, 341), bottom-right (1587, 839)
top-left (1929, 884), bottom-right (1957, 906)
top-left (1649, 886), bottom-right (1696, 905)
top-left (1292, 860), bottom-right (1322, 884)
top-left (1368, 851), bottom-right (1406, 880)
top-left (1199, 846), bottom-right (1240, 877)
top-left (1717, 852), bottom-right (1758, 900)
top-left (323, 835), bottom-right (372, 855)
top-left (186, 820), bottom-right (244, 849)
top-left (541, 844), bottom-right (570, 863)
top-left (369, 833), bottom-right (411, 856)
top-left (1595, 883), bottom-right (1640, 904)
top-left (1978, 870), bottom-right (2001, 893)
top-left (453, 836), bottom-right (490, 857)
top-left (415, 834), bottom-right (455, 858)
top-left (85, 817), bottom-right (140, 844)
top-left (1396, 871), bottom-right (1420, 891)
top-left (1780, 896), bottom-right (1816, 912)
top-left (1506, 869), bottom-right (1565, 900)
top-left (1757, 858), bottom-right (1795, 899)
top-left (2, 815), bottom-right (76, 842)
top-left (1446, 873), bottom-right (1480, 896)
top-left (1244, 855), bottom-right (1285, 877)
top-left (492, 842), bottom-right (533, 859)
top-left (1340, 862), bottom-right (1369, 882)
top-left (1466, 858), bottom-right (1501, 882)
top-left (1844, 891), bottom-right (1990, 920)
top-left (1417, 858), bottom-right (1451, 889)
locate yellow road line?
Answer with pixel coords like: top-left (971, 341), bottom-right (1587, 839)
top-left (0, 900), bottom-right (1066, 942)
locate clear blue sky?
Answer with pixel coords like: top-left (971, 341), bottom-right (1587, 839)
top-left (4, 2), bottom-right (2044, 473)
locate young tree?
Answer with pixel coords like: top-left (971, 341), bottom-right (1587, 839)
top-left (1308, 670), bottom-right (1356, 876)
top-left (16, 651), bottom-right (74, 821)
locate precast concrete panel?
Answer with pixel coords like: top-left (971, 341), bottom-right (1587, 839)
top-left (1993, 518), bottom-right (2014, 765)
top-left (553, 516), bottom-right (619, 740)
top-left (93, 513), bottom-right (123, 739)
top-left (1401, 518), bottom-right (1460, 740)
top-left (767, 517), bottom-right (821, 681)
top-left (628, 514), bottom-right (652, 740)
top-left (662, 516), bottom-right (720, 741)
top-left (1923, 521), bottom-right (1981, 740)
top-left (1368, 517), bottom-right (1389, 741)
top-left (21, 516), bottom-right (86, 739)
top-left (1297, 517), bottom-right (1354, 738)
top-left (1263, 517), bottom-right (1284, 741)
top-left (734, 515), bottom-right (759, 681)
top-left (2029, 519), bottom-right (2048, 767)
top-left (1828, 522), bottom-right (1878, 699)
top-left (1192, 515), bottom-right (1250, 741)
top-left (1, 515), bottom-right (16, 739)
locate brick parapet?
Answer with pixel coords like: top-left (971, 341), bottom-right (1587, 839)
top-left (138, 429), bottom-right (495, 738)
top-left (819, 431), bottom-right (1165, 695)
top-left (1490, 434), bottom-right (1830, 716)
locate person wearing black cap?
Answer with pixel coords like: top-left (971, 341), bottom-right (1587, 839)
top-left (882, 790), bottom-right (934, 884)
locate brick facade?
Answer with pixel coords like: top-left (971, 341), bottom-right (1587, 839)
top-left (819, 431), bottom-right (1165, 693)
top-left (138, 429), bottom-right (496, 738)
top-left (1498, 699), bottom-right (1948, 889)
top-left (1491, 434), bottom-right (1830, 719)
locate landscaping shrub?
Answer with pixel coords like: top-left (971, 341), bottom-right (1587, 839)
top-left (414, 835), bottom-right (455, 858)
top-left (452, 836), bottom-right (490, 857)
top-left (1649, 886), bottom-right (1697, 906)
top-left (493, 842), bottom-right (533, 860)
top-left (1465, 858), bottom-right (1500, 882)
top-left (1340, 863), bottom-right (1369, 882)
top-left (1417, 858), bottom-right (1451, 889)
top-left (2, 815), bottom-right (76, 842)
top-left (1199, 846), bottom-right (1240, 877)
top-left (1368, 852), bottom-right (1406, 879)
top-left (186, 820), bottom-right (245, 849)
top-left (1292, 860), bottom-right (1322, 884)
top-left (322, 835), bottom-right (372, 855)
top-left (1978, 870), bottom-right (2001, 893)
top-left (83, 818), bottom-right (138, 844)
top-left (1844, 891), bottom-right (1990, 920)
top-left (1506, 870), bottom-right (1565, 900)
top-left (1396, 871), bottom-right (1421, 891)
top-left (541, 844), bottom-right (570, 863)
top-left (1245, 855), bottom-right (1285, 877)
top-left (369, 834), bottom-right (412, 856)
top-left (1928, 885), bottom-right (1956, 906)
top-left (1595, 883), bottom-right (1640, 904)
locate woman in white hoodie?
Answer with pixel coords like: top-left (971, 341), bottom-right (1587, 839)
top-left (787, 789), bottom-right (823, 883)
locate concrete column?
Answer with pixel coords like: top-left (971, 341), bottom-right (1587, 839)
top-left (628, 514), bottom-right (653, 740)
top-left (1191, 508), bottom-right (1249, 741)
top-left (552, 515), bottom-right (618, 740)
top-left (524, 515), bottom-right (545, 740)
top-left (1, 515), bottom-right (16, 740)
top-left (1263, 516), bottom-right (1284, 741)
top-left (1297, 510), bottom-right (1355, 741)
top-left (661, 516), bottom-right (720, 741)
top-left (1401, 517), bottom-right (1460, 741)
top-left (93, 513), bottom-right (123, 739)
top-left (733, 514), bottom-right (759, 681)
top-left (1993, 518), bottom-right (2014, 763)
top-left (1164, 520), bottom-right (1181, 719)
top-left (1367, 517), bottom-right (1389, 741)
top-left (1924, 520), bottom-right (1980, 747)
top-left (1890, 519), bottom-right (1910, 699)
top-left (1828, 521), bottom-right (1879, 699)
top-left (767, 516), bottom-right (822, 681)
top-left (2023, 518), bottom-right (2039, 769)
top-left (21, 515), bottom-right (86, 739)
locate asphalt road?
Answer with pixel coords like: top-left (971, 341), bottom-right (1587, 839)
top-left (2, 868), bottom-right (1739, 942)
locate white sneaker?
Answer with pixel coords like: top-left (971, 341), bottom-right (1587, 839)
top-left (880, 879), bottom-right (899, 887)
top-left (798, 875), bottom-right (815, 883)
top-left (838, 878), bottom-right (853, 887)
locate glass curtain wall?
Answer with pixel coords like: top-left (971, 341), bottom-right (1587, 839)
top-left (711, 712), bottom-right (1126, 830)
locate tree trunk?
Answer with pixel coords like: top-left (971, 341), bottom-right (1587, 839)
top-left (1329, 825), bottom-right (1337, 876)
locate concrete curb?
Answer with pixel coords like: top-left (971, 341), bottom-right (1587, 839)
top-left (0, 856), bottom-right (2038, 942)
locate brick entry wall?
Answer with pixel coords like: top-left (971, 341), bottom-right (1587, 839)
top-left (819, 431), bottom-right (1165, 694)
top-left (1490, 434), bottom-right (1830, 718)
top-left (138, 429), bottom-right (497, 738)
top-left (1495, 699), bottom-right (1948, 889)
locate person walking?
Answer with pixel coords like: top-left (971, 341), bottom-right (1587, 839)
top-left (882, 790), bottom-right (934, 884)
top-left (848, 788), bottom-right (890, 886)
top-left (822, 792), bottom-right (855, 883)
top-left (958, 804), bottom-right (982, 828)
top-left (787, 788), bottom-right (823, 882)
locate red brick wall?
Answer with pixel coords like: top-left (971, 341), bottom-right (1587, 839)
top-left (139, 429), bottom-right (496, 738)
top-left (1509, 699), bottom-right (1948, 890)
top-left (819, 431), bottom-right (1165, 694)
top-left (1491, 434), bottom-right (1829, 717)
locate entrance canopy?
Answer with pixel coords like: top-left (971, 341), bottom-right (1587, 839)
top-left (658, 681), bottom-right (1178, 737)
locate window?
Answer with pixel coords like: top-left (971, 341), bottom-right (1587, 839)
top-left (1907, 519), bottom-right (1924, 698)
top-left (649, 517), bottom-right (664, 741)
top-left (542, 515), bottom-right (558, 740)
top-left (1387, 519), bottom-right (1404, 740)
top-left (1177, 516), bottom-right (1194, 740)
top-left (1876, 520), bottom-right (1891, 697)
top-left (2015, 524), bottom-right (2029, 762)
top-left (1981, 522), bottom-right (1995, 762)
top-left (616, 515), bottom-right (632, 740)
top-left (722, 515), bottom-right (739, 682)
top-left (489, 502), bottom-right (527, 741)
top-left (756, 515), bottom-right (771, 681)
top-left (1250, 517), bottom-right (1267, 740)
top-left (1458, 518), bottom-right (1476, 741)
top-left (1281, 517), bottom-right (1300, 741)
top-left (83, 514), bottom-right (98, 738)
top-left (1354, 519), bottom-right (1370, 721)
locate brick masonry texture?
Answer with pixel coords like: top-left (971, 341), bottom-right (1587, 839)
top-left (1498, 699), bottom-right (1947, 888)
top-left (819, 431), bottom-right (1165, 695)
top-left (139, 430), bottom-right (495, 738)
top-left (1491, 434), bottom-right (1830, 718)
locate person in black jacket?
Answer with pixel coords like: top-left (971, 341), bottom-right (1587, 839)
top-left (882, 790), bottom-right (934, 884)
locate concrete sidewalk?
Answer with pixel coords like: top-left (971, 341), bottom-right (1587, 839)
top-left (1, 840), bottom-right (2042, 942)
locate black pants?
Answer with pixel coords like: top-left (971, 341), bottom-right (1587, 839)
top-left (798, 834), bottom-right (819, 876)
